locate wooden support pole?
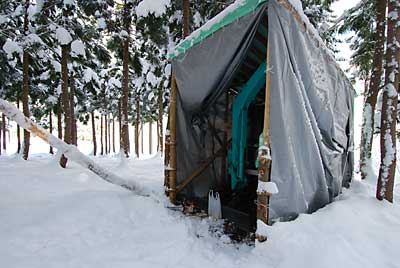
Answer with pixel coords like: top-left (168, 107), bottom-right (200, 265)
top-left (169, 74), bottom-right (178, 203)
top-left (176, 147), bottom-right (224, 193)
top-left (256, 38), bottom-right (272, 242)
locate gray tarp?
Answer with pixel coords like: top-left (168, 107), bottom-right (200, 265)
top-left (172, 0), bottom-right (353, 222)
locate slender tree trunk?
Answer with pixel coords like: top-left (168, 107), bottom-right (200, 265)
top-left (91, 111), bottom-right (97, 156)
top-left (135, 96), bottom-right (140, 157)
top-left (183, 0), bottom-right (190, 37)
top-left (360, 0), bottom-right (386, 180)
top-left (141, 121), bottom-right (144, 155)
top-left (112, 116), bottom-right (116, 153)
top-left (118, 100), bottom-right (122, 152)
top-left (57, 100), bottom-right (63, 141)
top-left (108, 114), bottom-right (111, 154)
top-left (376, 0), bottom-right (400, 202)
top-left (149, 121), bottom-right (152, 155)
top-left (70, 76), bottom-right (77, 146)
top-left (49, 109), bottom-right (54, 154)
top-left (100, 114), bottom-right (104, 155)
top-left (2, 113), bottom-right (6, 151)
top-left (158, 83), bottom-right (163, 155)
top-left (121, 0), bottom-right (131, 158)
top-left (0, 117), bottom-right (2, 155)
top-left (22, 0), bottom-right (30, 160)
top-left (105, 113), bottom-right (108, 154)
top-left (17, 98), bottom-right (21, 154)
top-left (60, 44), bottom-right (71, 168)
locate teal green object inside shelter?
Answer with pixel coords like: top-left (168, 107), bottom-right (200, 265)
top-left (228, 61), bottom-right (266, 190)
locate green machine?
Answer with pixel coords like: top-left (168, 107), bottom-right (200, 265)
top-left (228, 61), bottom-right (266, 190)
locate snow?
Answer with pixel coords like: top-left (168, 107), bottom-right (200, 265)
top-left (97, 17), bottom-right (106, 29)
top-left (56, 27), bottom-right (72, 45)
top-left (136, 0), bottom-right (171, 17)
top-left (257, 181), bottom-right (279, 195)
top-left (2, 39), bottom-right (22, 59)
top-left (0, 141), bottom-right (399, 268)
top-left (71, 40), bottom-right (86, 57)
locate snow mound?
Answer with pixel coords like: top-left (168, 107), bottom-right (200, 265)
top-left (136, 0), bottom-right (171, 17)
top-left (56, 27), bottom-right (72, 45)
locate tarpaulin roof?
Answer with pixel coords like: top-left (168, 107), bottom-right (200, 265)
top-left (169, 0), bottom-right (268, 59)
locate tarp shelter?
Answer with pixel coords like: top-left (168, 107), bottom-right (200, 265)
top-left (166, 0), bottom-right (354, 231)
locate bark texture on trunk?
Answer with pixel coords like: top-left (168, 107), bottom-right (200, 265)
top-left (112, 116), bottom-right (116, 153)
top-left (59, 44), bottom-right (71, 168)
top-left (360, 0), bottom-right (386, 180)
top-left (149, 121), bottom-right (152, 155)
top-left (22, 0), bottom-right (31, 160)
top-left (100, 114), bottom-right (104, 155)
top-left (49, 110), bottom-right (54, 154)
top-left (135, 96), bottom-right (140, 157)
top-left (121, 0), bottom-right (131, 158)
top-left (91, 111), bottom-right (97, 156)
top-left (376, 0), bottom-right (400, 202)
top-left (158, 83), bottom-right (163, 155)
top-left (2, 113), bottom-right (6, 151)
top-left (57, 100), bottom-right (63, 140)
top-left (183, 0), bottom-right (190, 37)
top-left (17, 99), bottom-right (21, 154)
top-left (70, 76), bottom-right (77, 146)
top-left (105, 113), bottom-right (108, 154)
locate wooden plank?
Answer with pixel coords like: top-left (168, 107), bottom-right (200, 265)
top-left (176, 147), bottom-right (224, 193)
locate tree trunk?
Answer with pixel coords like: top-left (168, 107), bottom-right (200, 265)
top-left (158, 83), bottom-right (163, 155)
top-left (183, 0), bottom-right (190, 37)
top-left (70, 76), bottom-right (77, 146)
top-left (49, 109), bottom-right (54, 154)
top-left (91, 111), bottom-right (97, 156)
top-left (0, 98), bottom-right (144, 194)
top-left (112, 116), bottom-right (116, 153)
top-left (376, 0), bottom-right (400, 202)
top-left (118, 100), bottom-right (122, 153)
top-left (2, 113), bottom-right (6, 151)
top-left (105, 113), bottom-right (108, 154)
top-left (17, 99), bottom-right (21, 154)
top-left (108, 113), bottom-right (111, 154)
top-left (57, 100), bottom-right (63, 141)
top-left (141, 121), bottom-right (144, 155)
top-left (59, 44), bottom-right (72, 168)
top-left (135, 96), bottom-right (140, 157)
top-left (0, 116), bottom-right (2, 155)
top-left (100, 114), bottom-right (104, 155)
top-left (121, 0), bottom-right (131, 158)
top-left (149, 121), bottom-right (152, 155)
top-left (360, 0), bottom-right (386, 180)
top-left (22, 0), bottom-right (30, 160)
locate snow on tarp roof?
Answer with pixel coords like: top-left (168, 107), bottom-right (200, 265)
top-left (169, 0), bottom-right (267, 59)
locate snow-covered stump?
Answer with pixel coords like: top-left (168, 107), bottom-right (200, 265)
top-left (0, 98), bottom-right (144, 195)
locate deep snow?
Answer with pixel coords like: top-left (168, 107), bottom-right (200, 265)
top-left (0, 132), bottom-right (399, 267)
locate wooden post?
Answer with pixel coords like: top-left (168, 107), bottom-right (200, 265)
top-left (169, 74), bottom-right (178, 203)
top-left (256, 39), bottom-right (272, 241)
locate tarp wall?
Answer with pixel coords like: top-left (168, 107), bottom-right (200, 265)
top-left (171, 0), bottom-right (354, 222)
top-left (267, 0), bottom-right (353, 221)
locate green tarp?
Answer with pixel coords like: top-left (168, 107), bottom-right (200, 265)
top-left (169, 0), bottom-right (267, 59)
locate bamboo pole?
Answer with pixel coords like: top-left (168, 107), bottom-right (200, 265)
top-left (169, 74), bottom-right (177, 203)
top-left (256, 38), bottom-right (272, 241)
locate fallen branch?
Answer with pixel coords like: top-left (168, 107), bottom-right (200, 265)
top-left (0, 98), bottom-right (144, 195)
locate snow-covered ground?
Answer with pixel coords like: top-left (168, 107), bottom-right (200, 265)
top-left (0, 121), bottom-right (399, 268)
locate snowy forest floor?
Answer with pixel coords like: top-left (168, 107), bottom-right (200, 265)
top-left (0, 135), bottom-right (400, 268)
